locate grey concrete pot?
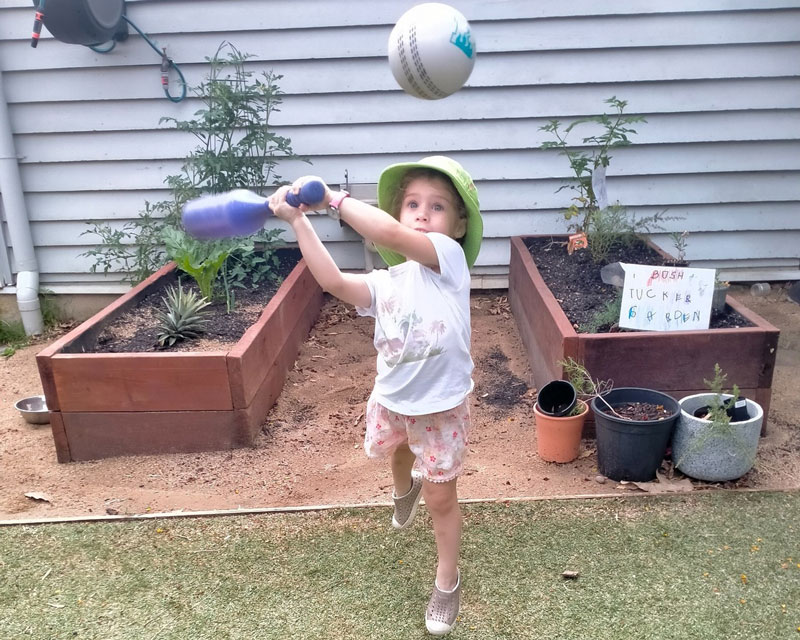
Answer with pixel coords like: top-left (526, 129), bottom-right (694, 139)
top-left (673, 393), bottom-right (763, 482)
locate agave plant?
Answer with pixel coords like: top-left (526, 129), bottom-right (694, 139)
top-left (156, 284), bottom-right (211, 347)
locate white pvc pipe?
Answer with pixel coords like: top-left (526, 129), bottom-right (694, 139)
top-left (0, 64), bottom-right (43, 335)
top-left (14, 270), bottom-right (43, 334)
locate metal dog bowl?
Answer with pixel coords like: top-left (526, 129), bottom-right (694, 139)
top-left (14, 395), bottom-right (50, 425)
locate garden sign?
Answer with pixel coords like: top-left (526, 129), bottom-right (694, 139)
top-left (618, 264), bottom-right (716, 332)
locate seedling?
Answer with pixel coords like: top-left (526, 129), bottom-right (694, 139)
top-left (558, 357), bottom-right (618, 417)
top-left (156, 284), bottom-right (211, 347)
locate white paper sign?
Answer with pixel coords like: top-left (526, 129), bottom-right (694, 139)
top-left (618, 263), bottom-right (716, 331)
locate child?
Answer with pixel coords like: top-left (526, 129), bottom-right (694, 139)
top-left (269, 156), bottom-right (482, 635)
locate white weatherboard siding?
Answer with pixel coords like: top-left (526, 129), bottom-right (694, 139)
top-left (0, 0), bottom-right (798, 295)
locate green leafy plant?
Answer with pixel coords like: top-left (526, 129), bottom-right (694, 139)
top-left (579, 291), bottom-right (623, 333)
top-left (699, 363), bottom-right (741, 427)
top-left (162, 41), bottom-right (302, 198)
top-left (224, 230), bottom-right (286, 290)
top-left (1, 319), bottom-right (27, 358)
top-left (669, 230), bottom-right (689, 264)
top-left (156, 284), bottom-right (211, 347)
top-left (675, 363), bottom-right (753, 469)
top-left (163, 228), bottom-right (233, 301)
top-left (81, 200), bottom-right (175, 285)
top-left (82, 41), bottom-right (300, 290)
top-left (38, 289), bottom-right (64, 329)
top-left (0, 291), bottom-right (64, 357)
top-left (583, 204), bottom-right (633, 263)
top-left (540, 96), bottom-right (647, 236)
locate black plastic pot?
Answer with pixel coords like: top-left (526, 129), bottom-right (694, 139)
top-left (591, 387), bottom-right (680, 481)
top-left (692, 398), bottom-right (750, 422)
top-left (536, 380), bottom-right (576, 417)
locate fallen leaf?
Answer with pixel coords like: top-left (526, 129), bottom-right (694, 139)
top-left (24, 492), bottom-right (52, 503)
top-left (632, 471), bottom-right (693, 494)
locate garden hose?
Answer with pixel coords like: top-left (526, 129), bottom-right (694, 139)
top-left (89, 15), bottom-right (187, 103)
top-left (30, 0), bottom-right (46, 48)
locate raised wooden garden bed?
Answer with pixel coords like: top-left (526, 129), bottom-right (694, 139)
top-left (509, 236), bottom-right (780, 433)
top-left (36, 260), bottom-right (324, 462)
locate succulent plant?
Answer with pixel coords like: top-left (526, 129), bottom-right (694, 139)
top-left (156, 284), bottom-right (211, 347)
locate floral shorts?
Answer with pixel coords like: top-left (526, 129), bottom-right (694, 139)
top-left (364, 396), bottom-right (471, 483)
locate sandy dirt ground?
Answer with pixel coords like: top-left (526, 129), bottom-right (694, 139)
top-left (1, 286), bottom-right (798, 523)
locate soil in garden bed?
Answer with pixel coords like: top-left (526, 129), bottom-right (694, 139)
top-left (599, 402), bottom-right (674, 422)
top-left (80, 249), bottom-right (300, 353)
top-left (525, 237), bottom-right (752, 333)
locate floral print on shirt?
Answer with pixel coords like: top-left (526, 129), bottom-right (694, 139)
top-left (374, 294), bottom-right (448, 368)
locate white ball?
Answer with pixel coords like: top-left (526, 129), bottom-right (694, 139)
top-left (388, 3), bottom-right (476, 100)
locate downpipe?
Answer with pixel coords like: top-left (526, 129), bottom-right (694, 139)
top-left (0, 63), bottom-right (43, 335)
top-left (15, 270), bottom-right (42, 335)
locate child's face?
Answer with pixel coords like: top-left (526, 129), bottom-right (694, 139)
top-left (397, 176), bottom-right (466, 240)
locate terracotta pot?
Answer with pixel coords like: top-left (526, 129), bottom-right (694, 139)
top-left (534, 399), bottom-right (587, 463)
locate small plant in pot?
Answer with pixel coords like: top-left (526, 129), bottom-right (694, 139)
top-left (672, 364), bottom-right (763, 483)
top-left (533, 358), bottom-right (608, 463)
top-left (590, 387), bottom-right (681, 482)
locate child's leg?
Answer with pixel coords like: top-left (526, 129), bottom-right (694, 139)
top-left (422, 478), bottom-right (461, 590)
top-left (391, 442), bottom-right (416, 496)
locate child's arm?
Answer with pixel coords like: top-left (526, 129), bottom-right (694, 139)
top-left (284, 177), bottom-right (440, 270)
top-left (269, 186), bottom-right (371, 308)
top-left (336, 197), bottom-right (440, 270)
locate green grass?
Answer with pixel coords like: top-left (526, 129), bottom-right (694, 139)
top-left (0, 318), bottom-right (27, 357)
top-left (1, 492), bottom-right (799, 639)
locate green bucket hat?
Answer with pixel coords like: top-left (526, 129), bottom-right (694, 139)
top-left (375, 155), bottom-right (483, 269)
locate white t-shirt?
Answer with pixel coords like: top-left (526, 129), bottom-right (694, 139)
top-left (356, 232), bottom-right (474, 415)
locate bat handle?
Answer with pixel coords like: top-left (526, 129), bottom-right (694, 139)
top-left (285, 180), bottom-right (326, 210)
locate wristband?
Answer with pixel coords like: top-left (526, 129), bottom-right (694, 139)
top-left (326, 190), bottom-right (350, 220)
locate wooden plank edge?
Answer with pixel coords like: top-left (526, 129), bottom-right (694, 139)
top-left (3, 488), bottom-right (797, 527)
top-left (36, 262), bottom-right (177, 358)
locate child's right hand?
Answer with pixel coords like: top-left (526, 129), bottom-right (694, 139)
top-left (268, 185), bottom-right (302, 224)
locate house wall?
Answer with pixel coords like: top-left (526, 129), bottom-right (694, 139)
top-left (0, 0), bottom-right (798, 306)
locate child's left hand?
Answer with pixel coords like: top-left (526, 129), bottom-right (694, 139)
top-left (269, 176), bottom-right (331, 224)
top-left (291, 175), bottom-right (331, 211)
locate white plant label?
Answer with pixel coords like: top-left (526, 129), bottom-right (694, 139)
top-left (618, 263), bottom-right (716, 331)
top-left (592, 165), bottom-right (609, 210)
